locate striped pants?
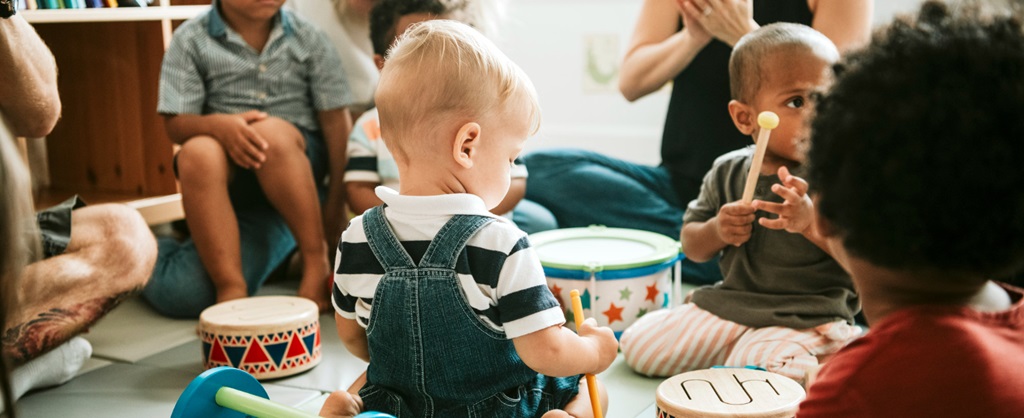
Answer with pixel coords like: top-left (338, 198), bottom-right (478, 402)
top-left (619, 304), bottom-right (859, 386)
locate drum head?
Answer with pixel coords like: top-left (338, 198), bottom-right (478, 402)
top-left (200, 296), bottom-right (318, 330)
top-left (529, 226), bottom-right (680, 272)
top-left (656, 368), bottom-right (805, 418)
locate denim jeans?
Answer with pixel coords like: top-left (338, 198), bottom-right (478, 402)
top-left (142, 128), bottom-right (328, 318)
top-left (521, 148), bottom-right (684, 238)
top-left (358, 207), bottom-right (580, 417)
top-left (511, 198), bottom-right (558, 235)
top-left (521, 148), bottom-right (721, 285)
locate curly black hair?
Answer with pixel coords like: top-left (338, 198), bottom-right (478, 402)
top-left (807, 0), bottom-right (1024, 278)
top-left (369, 0), bottom-right (452, 56)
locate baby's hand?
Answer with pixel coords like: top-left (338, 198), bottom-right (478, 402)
top-left (752, 166), bottom-right (813, 234)
top-left (577, 318), bottom-right (618, 374)
top-left (318, 390), bottom-right (363, 418)
top-left (715, 201), bottom-right (756, 247)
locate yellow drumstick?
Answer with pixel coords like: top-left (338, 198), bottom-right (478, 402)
top-left (570, 289), bottom-right (603, 418)
top-left (741, 111), bottom-right (780, 204)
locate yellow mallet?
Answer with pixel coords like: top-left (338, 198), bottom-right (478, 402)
top-left (741, 111), bottom-right (780, 204)
top-left (570, 289), bottom-right (603, 418)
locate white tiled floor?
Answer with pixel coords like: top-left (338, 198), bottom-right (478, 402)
top-left (12, 280), bottom-right (673, 417)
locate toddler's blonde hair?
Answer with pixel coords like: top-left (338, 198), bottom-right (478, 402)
top-left (375, 19), bottom-right (539, 159)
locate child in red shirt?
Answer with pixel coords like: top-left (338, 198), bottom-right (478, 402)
top-left (798, 1), bottom-right (1024, 417)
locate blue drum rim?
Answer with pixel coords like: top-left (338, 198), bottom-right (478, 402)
top-left (543, 256), bottom-right (680, 280)
top-left (529, 226), bottom-right (681, 272)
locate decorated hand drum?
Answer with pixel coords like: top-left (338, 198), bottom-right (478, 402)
top-left (198, 296), bottom-right (321, 380)
top-left (656, 368), bottom-right (806, 418)
top-left (530, 226), bottom-right (680, 337)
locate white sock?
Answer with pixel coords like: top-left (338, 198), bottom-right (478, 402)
top-left (8, 336), bottom-right (92, 401)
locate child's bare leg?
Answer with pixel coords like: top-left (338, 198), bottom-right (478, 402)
top-left (248, 117), bottom-right (331, 310)
top-left (542, 377), bottom-right (608, 418)
top-left (177, 136), bottom-right (247, 303)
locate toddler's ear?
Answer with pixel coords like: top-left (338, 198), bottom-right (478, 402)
top-left (453, 122), bottom-right (481, 169)
top-left (728, 100), bottom-right (756, 137)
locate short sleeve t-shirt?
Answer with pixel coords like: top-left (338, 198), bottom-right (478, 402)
top-left (683, 147), bottom-right (858, 329)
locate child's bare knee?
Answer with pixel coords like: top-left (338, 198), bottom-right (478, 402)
top-left (250, 117), bottom-right (306, 151)
top-left (177, 136), bottom-right (228, 175)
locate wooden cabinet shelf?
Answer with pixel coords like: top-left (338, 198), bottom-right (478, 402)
top-left (22, 5), bottom-right (208, 24)
top-left (26, 2), bottom-right (209, 224)
top-left (36, 188), bottom-right (184, 226)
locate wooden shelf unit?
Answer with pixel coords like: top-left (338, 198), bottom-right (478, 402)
top-left (22, 5), bottom-right (208, 24)
top-left (25, 2), bottom-right (210, 224)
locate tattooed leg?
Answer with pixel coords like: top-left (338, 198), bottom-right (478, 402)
top-left (4, 204), bottom-right (156, 365)
top-left (3, 290), bottom-right (136, 366)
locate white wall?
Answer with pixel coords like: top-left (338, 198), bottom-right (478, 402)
top-left (498, 0), bottom-right (925, 164)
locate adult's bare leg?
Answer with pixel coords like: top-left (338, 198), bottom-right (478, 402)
top-left (3, 204), bottom-right (156, 365)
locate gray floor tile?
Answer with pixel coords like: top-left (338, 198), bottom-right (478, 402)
top-left (599, 356), bottom-right (664, 418)
top-left (16, 362), bottom-right (323, 418)
top-left (135, 339), bottom-right (207, 376)
top-left (84, 297), bottom-right (198, 363)
top-left (75, 357), bottom-right (113, 378)
top-left (636, 402), bottom-right (658, 417)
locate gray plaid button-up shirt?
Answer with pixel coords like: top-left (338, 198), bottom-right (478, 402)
top-left (158, 1), bottom-right (352, 132)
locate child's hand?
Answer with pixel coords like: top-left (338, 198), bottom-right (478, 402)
top-left (211, 110), bottom-right (269, 170)
top-left (318, 390), bottom-right (363, 418)
top-left (577, 318), bottom-right (619, 374)
top-left (714, 201), bottom-right (756, 247)
top-left (752, 166), bottom-right (813, 234)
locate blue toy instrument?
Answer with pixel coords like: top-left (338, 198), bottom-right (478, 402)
top-left (172, 367), bottom-right (393, 418)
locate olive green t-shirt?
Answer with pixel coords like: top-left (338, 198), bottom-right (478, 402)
top-left (683, 146), bottom-right (859, 329)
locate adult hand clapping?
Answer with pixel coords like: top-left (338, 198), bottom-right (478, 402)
top-left (679, 0), bottom-right (759, 46)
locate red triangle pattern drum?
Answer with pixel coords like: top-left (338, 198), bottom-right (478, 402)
top-left (198, 296), bottom-right (321, 380)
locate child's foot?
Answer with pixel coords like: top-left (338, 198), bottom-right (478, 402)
top-left (216, 284), bottom-right (249, 305)
top-left (297, 256), bottom-right (332, 312)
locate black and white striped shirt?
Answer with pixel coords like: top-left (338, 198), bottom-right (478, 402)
top-left (332, 187), bottom-right (564, 339)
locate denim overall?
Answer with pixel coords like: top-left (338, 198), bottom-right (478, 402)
top-left (357, 206), bottom-right (581, 417)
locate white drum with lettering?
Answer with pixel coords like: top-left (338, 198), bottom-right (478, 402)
top-left (656, 368), bottom-right (806, 418)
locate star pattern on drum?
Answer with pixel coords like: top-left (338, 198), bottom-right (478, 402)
top-left (549, 283), bottom-right (564, 308)
top-left (645, 284), bottom-right (660, 302)
top-left (603, 303), bottom-right (624, 324)
top-left (637, 307), bottom-right (648, 318)
top-left (619, 287), bottom-right (633, 301)
top-left (581, 289), bottom-right (592, 310)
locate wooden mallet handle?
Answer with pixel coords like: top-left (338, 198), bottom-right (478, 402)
top-left (741, 111), bottom-right (780, 204)
top-left (570, 289), bottom-right (603, 418)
